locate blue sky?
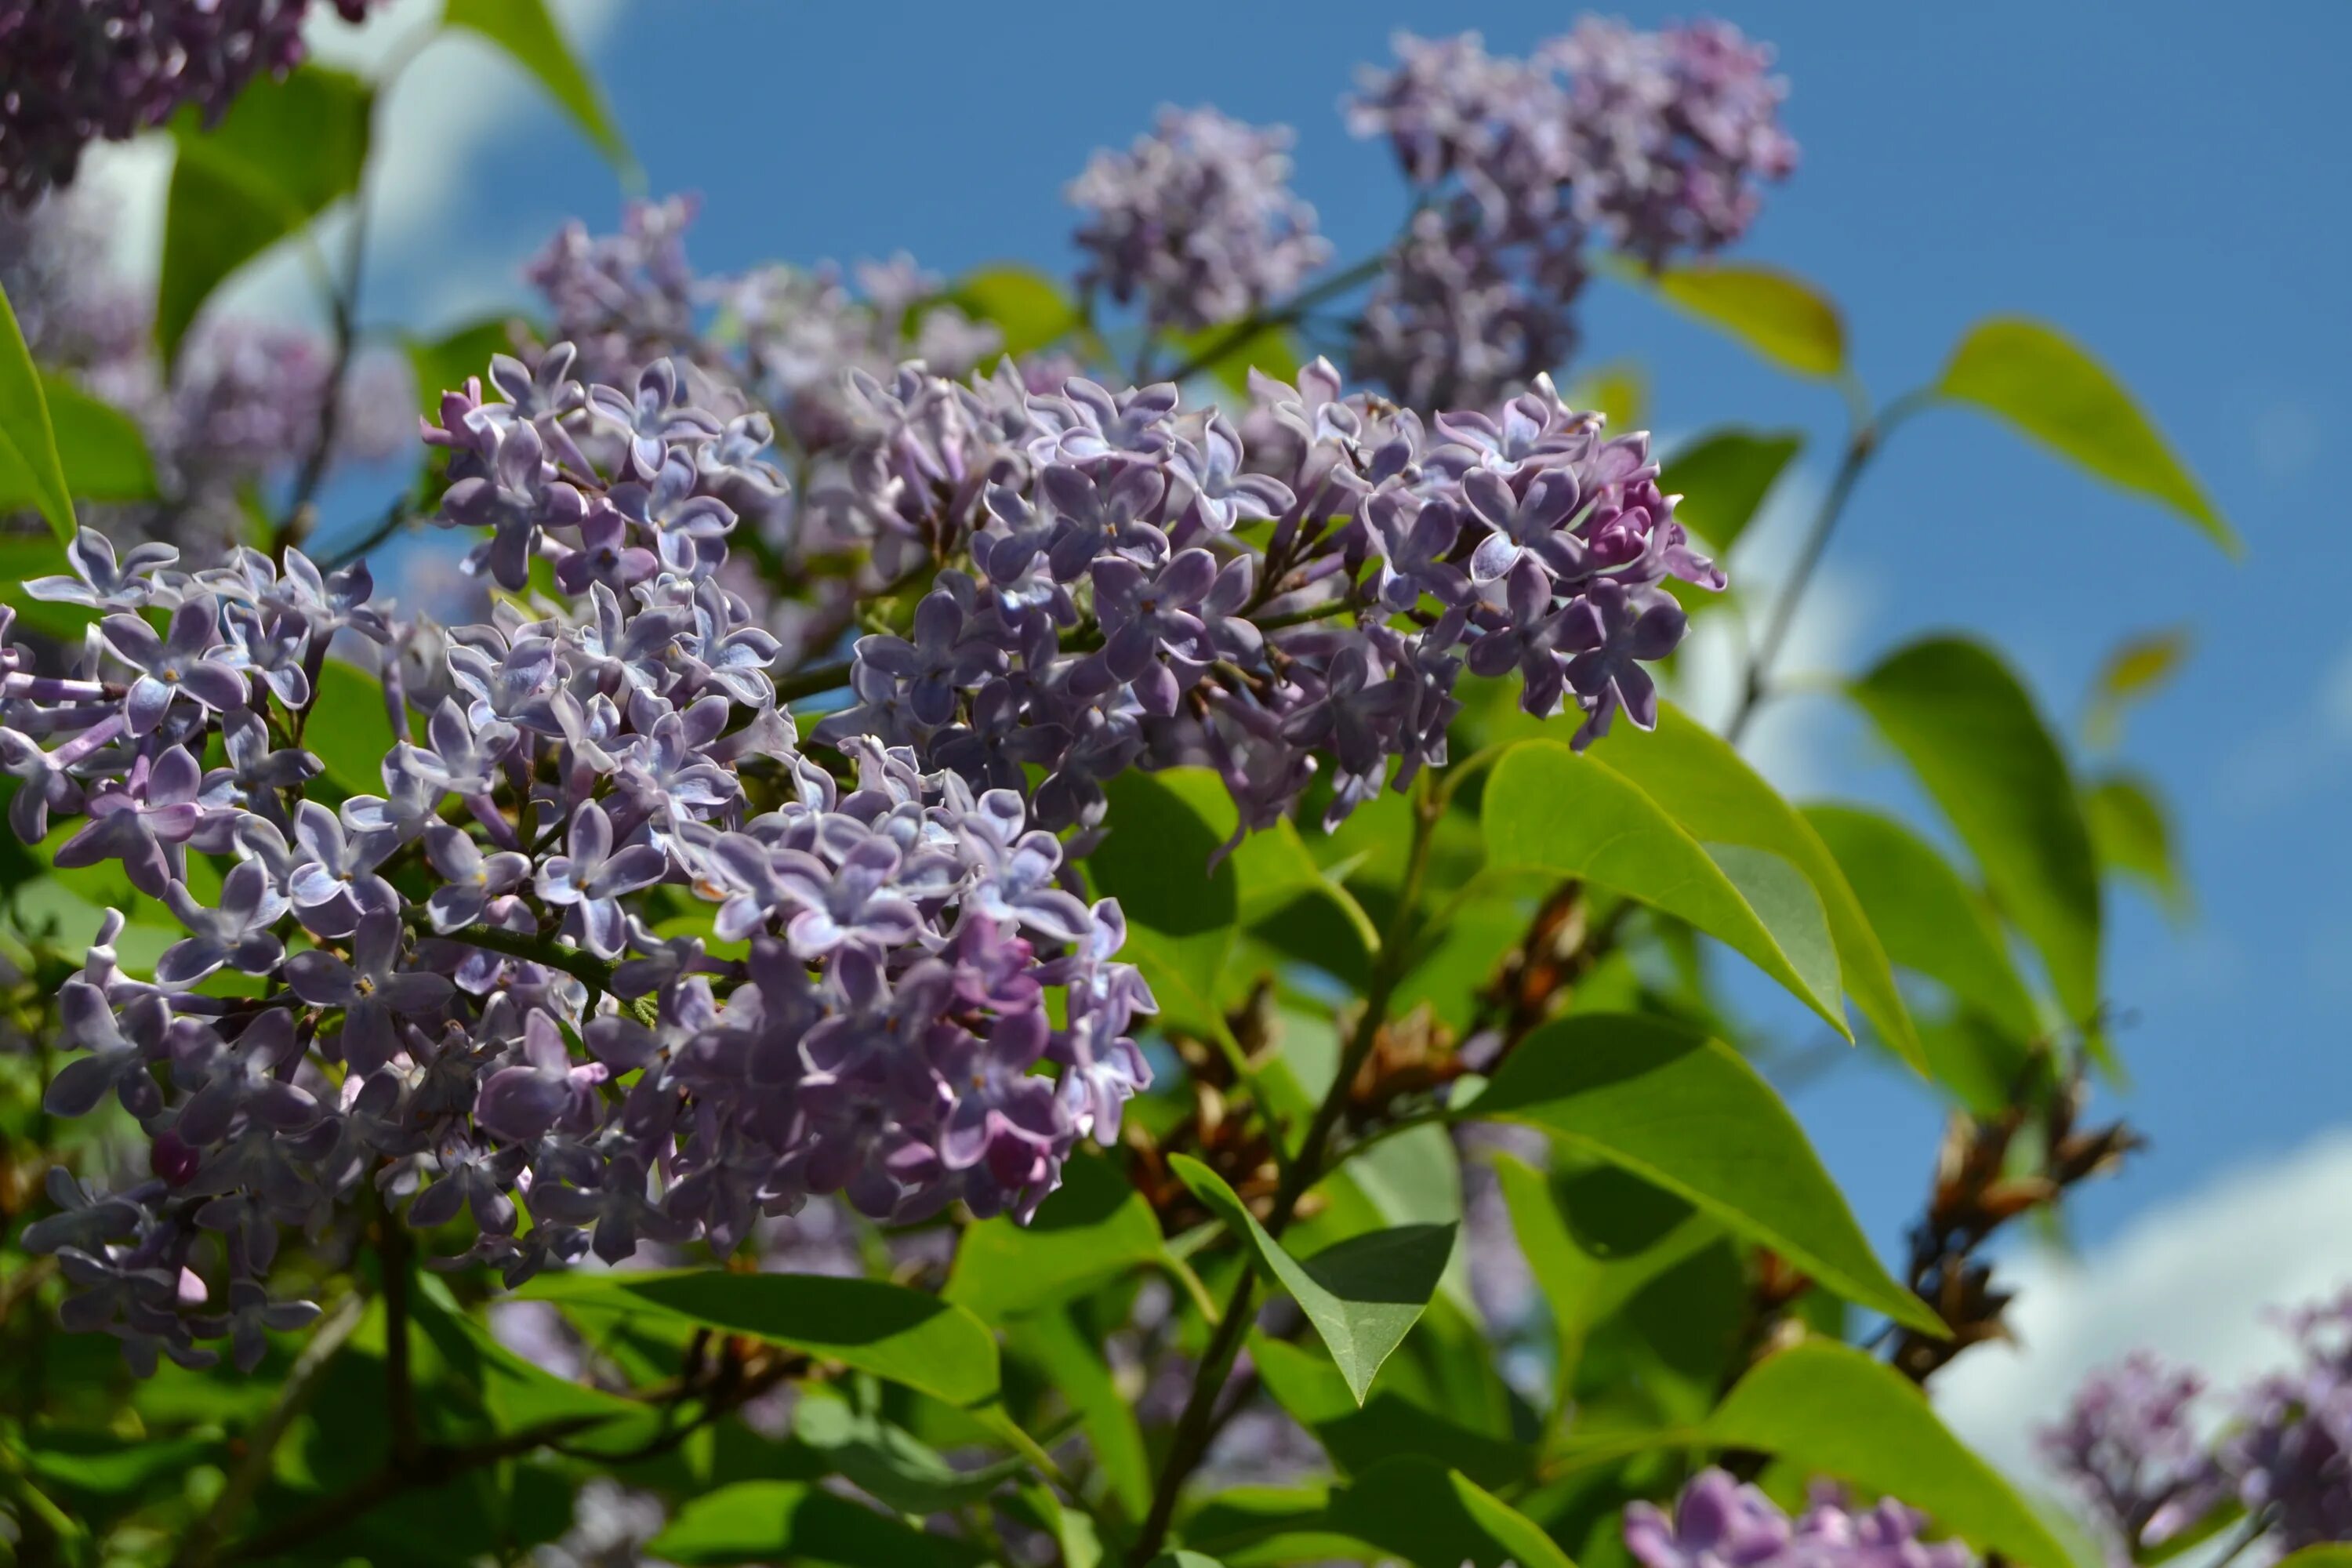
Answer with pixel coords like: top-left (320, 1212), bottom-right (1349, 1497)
top-left (277, 0), bottom-right (2348, 1441)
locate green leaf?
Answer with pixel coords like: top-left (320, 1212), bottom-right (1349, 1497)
top-left (1564, 359), bottom-right (1648, 432)
top-left (522, 1269), bottom-right (1000, 1409)
top-left (304, 658), bottom-right (401, 793)
top-left (405, 316), bottom-right (521, 416)
top-left (949, 265), bottom-right (1078, 357)
top-left (2275, 1550), bottom-right (2352, 1568)
top-left (1170, 1154), bottom-right (1456, 1405)
top-left (1475, 1013), bottom-right (1943, 1336)
top-left (2084, 626), bottom-right (2191, 751)
top-left (1639, 260), bottom-right (1845, 377)
top-left (1007, 1308), bottom-right (1152, 1520)
top-left (1595, 707), bottom-right (1917, 1065)
top-left (1251, 1333), bottom-right (1530, 1490)
top-left (0, 280), bottom-right (76, 543)
top-left (1937, 317), bottom-right (2236, 554)
top-left (0, 371), bottom-right (156, 515)
top-left (945, 1152), bottom-right (1164, 1323)
top-left (159, 65), bottom-right (372, 363)
top-left (2085, 771), bottom-right (2186, 916)
top-left (444, 0), bottom-right (634, 175)
top-left (20, 1432), bottom-right (220, 1497)
top-left (1173, 320), bottom-right (1301, 397)
top-left (1482, 739), bottom-right (1849, 1037)
top-left (1801, 804), bottom-right (2042, 1046)
top-left (1848, 637), bottom-right (2103, 1025)
top-left (1322, 1457), bottom-right (1575, 1568)
top-left (1662, 428), bottom-right (1802, 553)
top-left (1146, 1555), bottom-right (1229, 1568)
top-left (648, 1480), bottom-right (985, 1567)
top-left (1708, 1339), bottom-right (2073, 1568)
top-left (406, 1280), bottom-right (658, 1455)
top-left (792, 1386), bottom-right (1025, 1513)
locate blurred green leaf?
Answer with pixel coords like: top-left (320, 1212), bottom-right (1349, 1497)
top-left (1596, 706), bottom-right (1917, 1067)
top-left (792, 1385), bottom-right (1025, 1513)
top-left (2274, 1549), bottom-right (2352, 1568)
top-left (949, 265), bottom-right (1077, 356)
top-left (648, 1479), bottom-right (985, 1566)
top-left (523, 1269), bottom-right (1000, 1409)
top-left (2085, 770), bottom-right (2186, 916)
top-left (1483, 739), bottom-right (1849, 1038)
top-left (1252, 1334), bottom-right (1530, 1489)
top-left (1708, 1339), bottom-right (2073, 1568)
top-left (0, 371), bottom-right (155, 519)
top-left (1848, 637), bottom-right (2103, 1026)
top-left (1639, 260), bottom-right (1845, 377)
top-left (1173, 320), bottom-right (1301, 396)
top-left (445, 0), bottom-right (634, 175)
top-left (408, 1282), bottom-right (658, 1455)
top-left (945, 1152), bottom-right (1163, 1324)
top-left (2085, 626), bottom-right (2191, 751)
top-left (405, 316), bottom-right (521, 416)
top-left (0, 280), bottom-right (76, 543)
top-left (1322, 1456), bottom-right (1575, 1568)
top-left (1663, 428), bottom-right (1802, 553)
top-left (1007, 1307), bottom-right (1152, 1519)
top-left (1475, 1013), bottom-right (1943, 1336)
top-left (1146, 1555), bottom-right (1229, 1568)
top-left (159, 64), bottom-right (373, 364)
top-left (1564, 360), bottom-right (1648, 431)
top-left (305, 658), bottom-right (400, 794)
top-left (1801, 803), bottom-right (2042, 1046)
top-left (18, 1430), bottom-right (220, 1497)
top-left (1938, 317), bottom-right (2237, 554)
top-left (1171, 1154), bottom-right (1457, 1405)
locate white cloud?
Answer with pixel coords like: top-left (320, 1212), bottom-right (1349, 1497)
top-left (74, 0), bottom-right (626, 331)
top-left (1935, 1130), bottom-right (2352, 1479)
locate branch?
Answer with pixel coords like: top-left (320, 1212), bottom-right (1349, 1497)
top-left (404, 910), bottom-right (618, 993)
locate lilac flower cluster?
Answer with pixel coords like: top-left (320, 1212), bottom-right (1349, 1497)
top-left (1068, 107), bottom-right (1331, 336)
top-left (1626, 1468), bottom-right (1974, 1568)
top-left (818, 353), bottom-right (1719, 839)
top-left (2043, 1294), bottom-right (2352, 1558)
top-left (4, 340), bottom-right (1157, 1373)
top-left (0, 0), bottom-right (379, 205)
top-left (1344, 21), bottom-right (1794, 405)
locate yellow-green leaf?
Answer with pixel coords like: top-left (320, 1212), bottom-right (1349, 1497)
top-left (1938, 317), bottom-right (2237, 554)
top-left (1663, 427), bottom-right (1802, 553)
top-left (445, 0), bottom-right (634, 176)
top-left (0, 280), bottom-right (76, 543)
top-left (1641, 260), bottom-right (1845, 377)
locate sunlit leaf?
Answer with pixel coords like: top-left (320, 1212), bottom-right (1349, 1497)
top-left (2085, 770), bottom-right (2186, 916)
top-left (1939, 318), bottom-right (2236, 554)
top-left (1638, 260), bottom-right (1845, 377)
top-left (945, 1152), bottom-right (1164, 1324)
top-left (792, 1386), bottom-right (1025, 1513)
top-left (1564, 359), bottom-right (1648, 431)
top-left (445, 0), bottom-right (634, 175)
top-left (0, 371), bottom-right (155, 518)
top-left (1171, 1154), bottom-right (1456, 1404)
top-left (1173, 319), bottom-right (1301, 397)
top-left (1483, 739), bottom-right (1849, 1037)
top-left (304, 658), bottom-right (401, 795)
top-left (405, 316), bottom-right (522, 416)
top-left (1708, 1339), bottom-right (2073, 1568)
top-left (949, 265), bottom-right (1078, 357)
top-left (1475, 1013), bottom-right (1943, 1335)
top-left (1849, 637), bottom-right (2102, 1025)
top-left (0, 279), bottom-right (76, 542)
top-left (2085, 626), bottom-right (2191, 750)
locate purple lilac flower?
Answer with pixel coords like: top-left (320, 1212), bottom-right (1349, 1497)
top-left (1069, 107), bottom-right (1331, 334)
top-left (2222, 1293), bottom-right (2352, 1551)
top-left (1626, 1469), bottom-right (1976, 1568)
top-left (2038, 1352), bottom-right (2227, 1563)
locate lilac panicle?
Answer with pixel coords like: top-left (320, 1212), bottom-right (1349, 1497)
top-left (2038, 1352), bottom-right (2226, 1563)
top-left (1626, 1469), bottom-right (1976, 1568)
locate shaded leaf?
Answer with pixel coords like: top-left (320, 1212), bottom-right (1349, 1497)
top-left (949, 265), bottom-right (1077, 357)
top-left (0, 279), bottom-right (75, 542)
top-left (160, 65), bottom-right (372, 363)
top-left (1801, 804), bottom-right (2042, 1045)
top-left (1475, 1013), bottom-right (1943, 1336)
top-left (2085, 771), bottom-right (2186, 916)
top-left (1171, 1154), bottom-right (1456, 1404)
top-left (648, 1480), bottom-right (984, 1566)
top-left (405, 316), bottom-right (522, 416)
top-left (523, 1269), bottom-right (1000, 1409)
top-left (1849, 638), bottom-right (2102, 1025)
top-left (1251, 1334), bottom-right (1529, 1489)
top-left (945, 1152), bottom-right (1164, 1323)
top-left (1708, 1339), bottom-right (2072, 1568)
top-left (1595, 706), bottom-right (1917, 1067)
top-left (304, 658), bottom-right (401, 794)
top-left (1007, 1308), bottom-right (1152, 1520)
top-left (1663, 428), bottom-right (1802, 553)
top-left (1323, 1456), bottom-right (1575, 1568)
top-left (1938, 317), bottom-right (2236, 554)
top-left (445, 0), bottom-right (633, 175)
top-left (1483, 739), bottom-right (1849, 1037)
top-left (1640, 260), bottom-right (1845, 376)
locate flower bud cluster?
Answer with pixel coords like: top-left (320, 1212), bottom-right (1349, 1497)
top-left (5, 340), bottom-right (1156, 1373)
top-left (1345, 21), bottom-right (1795, 405)
top-left (0, 0), bottom-right (380, 206)
top-left (1625, 1468), bottom-right (1975, 1568)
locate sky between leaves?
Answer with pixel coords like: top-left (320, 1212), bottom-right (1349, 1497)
top-left (77, 0), bottom-right (2352, 1465)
